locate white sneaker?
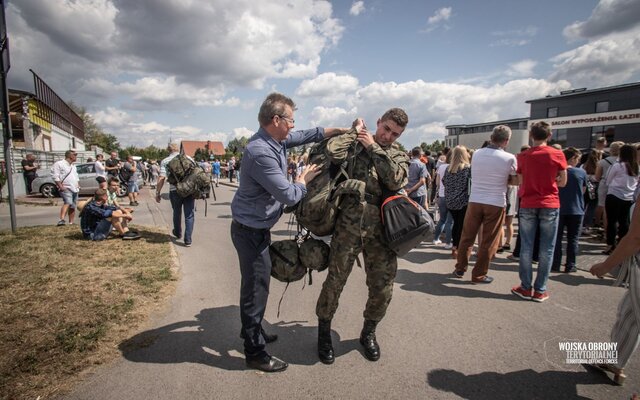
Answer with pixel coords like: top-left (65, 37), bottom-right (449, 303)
top-left (444, 243), bottom-right (453, 249)
top-left (433, 239), bottom-right (442, 246)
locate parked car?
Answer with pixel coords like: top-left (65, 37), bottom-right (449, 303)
top-left (32, 163), bottom-right (141, 198)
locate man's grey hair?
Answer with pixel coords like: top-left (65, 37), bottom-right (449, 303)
top-left (258, 92), bottom-right (296, 127)
top-left (491, 125), bottom-right (512, 144)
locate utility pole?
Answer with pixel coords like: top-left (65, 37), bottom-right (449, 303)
top-left (0, 0), bottom-right (16, 233)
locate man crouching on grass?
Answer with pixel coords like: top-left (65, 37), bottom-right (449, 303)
top-left (80, 189), bottom-right (140, 241)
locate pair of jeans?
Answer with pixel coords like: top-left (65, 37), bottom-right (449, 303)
top-left (433, 196), bottom-right (453, 244)
top-left (448, 206), bottom-right (467, 248)
top-left (169, 190), bottom-right (195, 244)
top-left (552, 214), bottom-right (583, 270)
top-left (518, 208), bottom-right (559, 293)
top-left (230, 221), bottom-right (272, 360)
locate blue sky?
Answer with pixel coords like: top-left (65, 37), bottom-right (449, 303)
top-left (7, 0), bottom-right (640, 149)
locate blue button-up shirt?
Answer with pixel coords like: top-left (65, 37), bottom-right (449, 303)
top-left (231, 127), bottom-right (325, 229)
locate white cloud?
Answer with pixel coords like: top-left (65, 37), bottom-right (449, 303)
top-left (428, 7), bottom-right (452, 24)
top-left (8, 0), bottom-right (344, 107)
top-left (551, 25), bottom-right (640, 87)
top-left (506, 60), bottom-right (538, 77)
top-left (309, 106), bottom-right (357, 127)
top-left (490, 26), bottom-right (538, 47)
top-left (350, 1), bottom-right (365, 16)
top-left (232, 127), bottom-right (254, 139)
top-left (563, 0), bottom-right (640, 41)
top-left (295, 73), bottom-right (360, 103)
top-left (423, 7), bottom-right (451, 32)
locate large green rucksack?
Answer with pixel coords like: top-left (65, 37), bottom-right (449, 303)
top-left (293, 129), bottom-right (365, 236)
top-left (167, 154), bottom-right (211, 199)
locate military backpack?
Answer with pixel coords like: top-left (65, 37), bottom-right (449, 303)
top-left (167, 154), bottom-right (211, 199)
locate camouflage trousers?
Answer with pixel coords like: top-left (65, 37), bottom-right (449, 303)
top-left (316, 202), bottom-right (398, 322)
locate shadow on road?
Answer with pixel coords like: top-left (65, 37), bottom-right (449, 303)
top-left (426, 367), bottom-right (612, 399)
top-left (119, 305), bottom-right (361, 370)
top-left (395, 269), bottom-right (519, 300)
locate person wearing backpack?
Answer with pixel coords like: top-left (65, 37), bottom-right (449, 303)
top-left (155, 143), bottom-right (196, 247)
top-left (315, 108), bottom-right (409, 365)
top-left (230, 92), bottom-right (359, 373)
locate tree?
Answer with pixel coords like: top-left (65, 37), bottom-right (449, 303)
top-left (421, 139), bottom-right (445, 154)
top-left (91, 132), bottom-right (121, 154)
top-left (68, 101), bottom-right (104, 150)
top-left (193, 147), bottom-right (209, 162)
top-left (226, 137), bottom-right (249, 157)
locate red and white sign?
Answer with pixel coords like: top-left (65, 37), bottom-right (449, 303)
top-left (529, 109), bottom-right (640, 130)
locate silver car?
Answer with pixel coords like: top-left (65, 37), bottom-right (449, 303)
top-left (32, 162), bottom-right (139, 198)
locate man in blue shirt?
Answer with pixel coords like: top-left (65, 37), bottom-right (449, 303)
top-left (231, 92), bottom-right (361, 372)
top-left (212, 159), bottom-right (221, 187)
top-left (405, 147), bottom-right (430, 209)
top-left (552, 147), bottom-right (587, 273)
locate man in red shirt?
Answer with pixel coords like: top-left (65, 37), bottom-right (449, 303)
top-left (511, 121), bottom-right (567, 302)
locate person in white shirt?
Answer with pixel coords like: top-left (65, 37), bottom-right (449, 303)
top-left (94, 154), bottom-right (106, 178)
top-left (453, 125), bottom-right (518, 283)
top-left (603, 144), bottom-right (639, 254)
top-left (52, 150), bottom-right (80, 226)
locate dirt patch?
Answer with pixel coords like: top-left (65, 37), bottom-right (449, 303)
top-left (0, 224), bottom-right (178, 400)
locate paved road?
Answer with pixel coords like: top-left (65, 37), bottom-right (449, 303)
top-left (1, 187), bottom-right (638, 399)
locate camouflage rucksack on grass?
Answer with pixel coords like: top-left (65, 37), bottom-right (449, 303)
top-left (167, 154), bottom-right (211, 199)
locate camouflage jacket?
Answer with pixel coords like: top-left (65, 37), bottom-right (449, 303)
top-left (326, 131), bottom-right (409, 207)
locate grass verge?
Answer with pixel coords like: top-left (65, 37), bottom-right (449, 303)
top-left (0, 225), bottom-right (177, 400)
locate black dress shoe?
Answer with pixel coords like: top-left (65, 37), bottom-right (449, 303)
top-left (246, 356), bottom-right (288, 373)
top-left (472, 276), bottom-right (494, 284)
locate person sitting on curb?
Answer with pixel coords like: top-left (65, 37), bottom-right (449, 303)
top-left (80, 189), bottom-right (140, 241)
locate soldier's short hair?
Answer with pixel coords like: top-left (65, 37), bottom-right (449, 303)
top-left (258, 92), bottom-right (297, 127)
top-left (411, 147), bottom-right (422, 157)
top-left (380, 108), bottom-right (408, 128)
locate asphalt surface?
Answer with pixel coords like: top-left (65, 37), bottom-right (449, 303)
top-left (1, 186), bottom-right (638, 399)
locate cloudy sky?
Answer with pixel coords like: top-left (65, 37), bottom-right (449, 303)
top-left (6, 0), bottom-right (640, 149)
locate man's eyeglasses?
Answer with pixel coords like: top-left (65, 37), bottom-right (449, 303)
top-left (276, 115), bottom-right (295, 124)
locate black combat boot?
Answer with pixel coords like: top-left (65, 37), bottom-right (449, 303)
top-left (359, 319), bottom-right (380, 361)
top-left (318, 319), bottom-right (335, 364)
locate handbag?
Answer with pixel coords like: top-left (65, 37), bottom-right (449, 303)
top-left (586, 180), bottom-right (597, 201)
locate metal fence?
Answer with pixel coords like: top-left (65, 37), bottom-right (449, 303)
top-left (0, 147), bottom-right (97, 175)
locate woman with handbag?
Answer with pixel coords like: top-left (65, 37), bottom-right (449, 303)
top-left (603, 144), bottom-right (638, 255)
top-left (442, 145), bottom-right (471, 259)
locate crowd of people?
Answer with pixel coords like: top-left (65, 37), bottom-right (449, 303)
top-left (30, 91), bottom-right (639, 384)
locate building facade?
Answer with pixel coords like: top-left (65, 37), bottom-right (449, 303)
top-left (527, 82), bottom-right (640, 149)
top-left (445, 118), bottom-right (529, 154)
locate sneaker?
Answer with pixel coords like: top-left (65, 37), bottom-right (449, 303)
top-left (511, 285), bottom-right (532, 300)
top-left (172, 229), bottom-right (181, 239)
top-left (133, 201), bottom-right (140, 206)
top-left (507, 254), bottom-right (519, 261)
top-left (57, 219), bottom-right (66, 226)
top-left (130, 202), bottom-right (136, 206)
top-left (532, 291), bottom-right (549, 302)
top-left (121, 231), bottom-right (141, 240)
top-left (185, 243), bottom-right (192, 247)
top-left (444, 243), bottom-right (453, 250)
top-left (433, 239), bottom-right (442, 246)
top-left (452, 270), bottom-right (464, 278)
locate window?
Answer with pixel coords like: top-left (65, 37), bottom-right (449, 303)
top-left (550, 129), bottom-right (567, 147)
top-left (547, 107), bottom-right (558, 118)
top-left (595, 101), bottom-right (609, 113)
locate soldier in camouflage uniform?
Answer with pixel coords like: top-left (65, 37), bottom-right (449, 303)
top-left (315, 108), bottom-right (410, 364)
